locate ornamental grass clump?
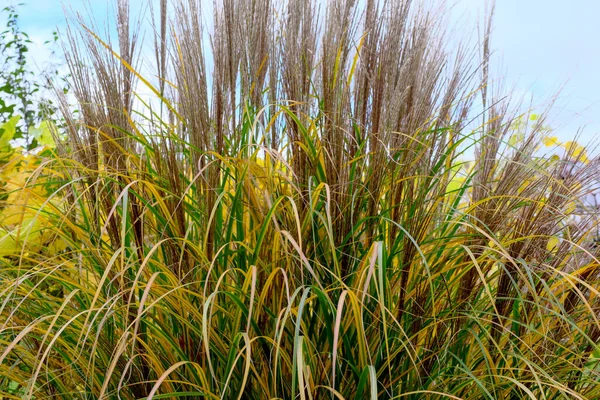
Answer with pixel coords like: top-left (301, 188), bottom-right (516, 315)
top-left (1, 0), bottom-right (600, 398)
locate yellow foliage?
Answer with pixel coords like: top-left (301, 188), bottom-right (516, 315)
top-left (564, 201), bottom-right (577, 215)
top-left (0, 137), bottom-right (66, 255)
top-left (562, 141), bottom-right (588, 163)
top-left (542, 135), bottom-right (560, 148)
top-left (542, 136), bottom-right (589, 164)
top-left (546, 236), bottom-right (560, 252)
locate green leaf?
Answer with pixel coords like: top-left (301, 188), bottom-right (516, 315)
top-left (29, 120), bottom-right (56, 148)
top-left (508, 132), bottom-right (524, 147)
top-left (0, 115), bottom-right (20, 148)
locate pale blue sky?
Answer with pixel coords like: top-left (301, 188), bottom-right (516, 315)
top-left (451, 0), bottom-right (600, 147)
top-left (13, 0), bottom-right (600, 147)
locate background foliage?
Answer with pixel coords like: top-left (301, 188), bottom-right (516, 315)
top-left (0, 2), bottom-right (67, 150)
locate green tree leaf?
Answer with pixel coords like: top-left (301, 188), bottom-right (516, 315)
top-left (29, 120), bottom-right (56, 148)
top-left (0, 115), bottom-right (20, 148)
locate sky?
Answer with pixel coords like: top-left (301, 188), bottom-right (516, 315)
top-left (450, 0), bottom-right (600, 148)
top-left (11, 0), bottom-right (600, 148)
